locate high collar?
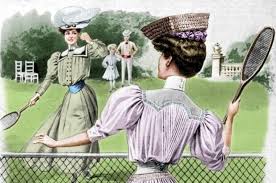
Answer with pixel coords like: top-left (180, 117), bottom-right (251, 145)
top-left (61, 45), bottom-right (85, 57)
top-left (68, 43), bottom-right (79, 51)
top-left (163, 76), bottom-right (186, 91)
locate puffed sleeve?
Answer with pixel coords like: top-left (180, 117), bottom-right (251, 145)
top-left (87, 85), bottom-right (144, 143)
top-left (102, 56), bottom-right (108, 68)
top-left (86, 39), bottom-right (108, 58)
top-left (190, 111), bottom-right (230, 171)
top-left (35, 52), bottom-right (60, 96)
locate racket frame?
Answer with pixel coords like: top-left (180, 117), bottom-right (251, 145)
top-left (0, 103), bottom-right (30, 130)
top-left (223, 27), bottom-right (275, 124)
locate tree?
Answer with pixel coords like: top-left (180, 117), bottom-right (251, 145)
top-left (200, 64), bottom-right (212, 77)
top-left (1, 10), bottom-right (157, 79)
top-left (226, 34), bottom-right (256, 63)
top-left (253, 68), bottom-right (273, 91)
top-left (1, 26), bottom-right (65, 78)
top-left (227, 48), bottom-right (243, 63)
top-left (225, 33), bottom-right (272, 89)
top-left (1, 9), bottom-right (53, 50)
top-left (84, 10), bottom-right (157, 58)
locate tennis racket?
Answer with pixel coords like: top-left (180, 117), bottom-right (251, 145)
top-left (223, 27), bottom-right (275, 124)
top-left (0, 95), bottom-right (39, 130)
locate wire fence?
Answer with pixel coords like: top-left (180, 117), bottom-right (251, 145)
top-left (0, 153), bottom-right (265, 183)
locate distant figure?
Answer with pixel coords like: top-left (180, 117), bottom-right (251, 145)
top-left (102, 44), bottom-right (120, 92)
top-left (117, 30), bottom-right (138, 86)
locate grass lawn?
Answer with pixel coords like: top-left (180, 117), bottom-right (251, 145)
top-left (3, 77), bottom-right (268, 153)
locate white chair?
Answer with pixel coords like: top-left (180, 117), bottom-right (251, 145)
top-left (25, 61), bottom-right (39, 83)
top-left (15, 61), bottom-right (24, 82)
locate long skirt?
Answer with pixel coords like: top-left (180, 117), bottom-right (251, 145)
top-left (24, 84), bottom-right (99, 173)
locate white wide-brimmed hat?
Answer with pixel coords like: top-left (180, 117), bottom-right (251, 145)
top-left (122, 29), bottom-right (132, 37)
top-left (53, 6), bottom-right (100, 30)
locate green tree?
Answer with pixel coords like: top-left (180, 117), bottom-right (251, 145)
top-left (253, 68), bottom-right (273, 90)
top-left (225, 33), bottom-right (272, 89)
top-left (1, 9), bottom-right (53, 50)
top-left (226, 34), bottom-right (257, 63)
top-left (83, 11), bottom-right (156, 79)
top-left (84, 10), bottom-right (156, 57)
top-left (227, 48), bottom-right (243, 63)
top-left (200, 64), bottom-right (212, 77)
top-left (1, 26), bottom-right (65, 78)
top-left (1, 10), bottom-right (157, 79)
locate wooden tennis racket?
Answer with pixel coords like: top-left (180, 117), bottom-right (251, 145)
top-left (223, 27), bottom-right (275, 124)
top-left (0, 96), bottom-right (39, 130)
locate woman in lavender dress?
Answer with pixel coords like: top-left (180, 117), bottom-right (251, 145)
top-left (33, 13), bottom-right (240, 183)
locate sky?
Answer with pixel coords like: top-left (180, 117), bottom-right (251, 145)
top-left (0, 0), bottom-right (276, 182)
top-left (0, 0), bottom-right (275, 51)
top-left (0, 0), bottom-right (275, 70)
top-left (2, 2), bottom-right (269, 81)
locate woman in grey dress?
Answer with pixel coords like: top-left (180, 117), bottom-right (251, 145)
top-left (25, 7), bottom-right (108, 175)
top-left (33, 13), bottom-right (240, 182)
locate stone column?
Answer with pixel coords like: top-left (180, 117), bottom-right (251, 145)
top-left (211, 43), bottom-right (224, 79)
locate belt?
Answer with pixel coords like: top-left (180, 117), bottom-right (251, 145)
top-left (128, 172), bottom-right (175, 182)
top-left (135, 161), bottom-right (169, 174)
top-left (68, 80), bottom-right (85, 93)
top-left (121, 55), bottom-right (131, 58)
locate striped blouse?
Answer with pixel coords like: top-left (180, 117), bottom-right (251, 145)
top-left (87, 76), bottom-right (229, 171)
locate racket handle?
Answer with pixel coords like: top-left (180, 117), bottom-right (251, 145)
top-left (19, 104), bottom-right (30, 113)
top-left (19, 95), bottom-right (40, 114)
top-left (222, 114), bottom-right (228, 124)
top-left (232, 85), bottom-right (243, 103)
top-left (223, 84), bottom-right (244, 124)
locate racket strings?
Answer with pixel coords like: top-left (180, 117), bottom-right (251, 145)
top-left (0, 113), bottom-right (18, 129)
top-left (243, 28), bottom-right (274, 80)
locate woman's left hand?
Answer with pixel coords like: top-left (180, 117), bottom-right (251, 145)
top-left (80, 32), bottom-right (93, 43)
top-left (227, 98), bottom-right (241, 119)
top-left (33, 133), bottom-right (57, 148)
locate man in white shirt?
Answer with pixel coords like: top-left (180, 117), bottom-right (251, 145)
top-left (117, 30), bottom-right (138, 86)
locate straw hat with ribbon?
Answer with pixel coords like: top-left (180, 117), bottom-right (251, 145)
top-left (141, 13), bottom-right (209, 42)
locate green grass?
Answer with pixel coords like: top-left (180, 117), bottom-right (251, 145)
top-left (3, 77), bottom-right (268, 153)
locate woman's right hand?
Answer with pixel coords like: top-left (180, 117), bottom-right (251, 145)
top-left (33, 133), bottom-right (57, 148)
top-left (29, 93), bottom-right (40, 106)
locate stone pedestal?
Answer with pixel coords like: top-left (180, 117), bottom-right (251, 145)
top-left (211, 43), bottom-right (224, 79)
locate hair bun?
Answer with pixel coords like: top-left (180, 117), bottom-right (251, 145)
top-left (152, 36), bottom-right (206, 77)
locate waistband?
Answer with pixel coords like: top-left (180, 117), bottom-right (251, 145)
top-left (128, 172), bottom-right (175, 182)
top-left (135, 161), bottom-right (169, 175)
top-left (121, 55), bottom-right (131, 58)
top-left (68, 80), bottom-right (85, 94)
